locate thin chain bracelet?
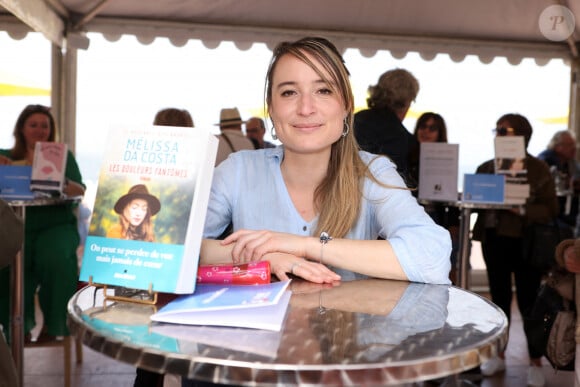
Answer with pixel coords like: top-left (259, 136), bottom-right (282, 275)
top-left (318, 232), bottom-right (332, 315)
top-left (319, 231), bottom-right (332, 265)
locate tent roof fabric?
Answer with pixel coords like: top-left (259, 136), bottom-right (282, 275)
top-left (1, 0), bottom-right (579, 63)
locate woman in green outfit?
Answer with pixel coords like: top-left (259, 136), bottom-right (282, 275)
top-left (0, 104), bottom-right (85, 341)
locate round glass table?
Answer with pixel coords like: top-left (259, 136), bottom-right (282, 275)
top-left (68, 279), bottom-right (507, 386)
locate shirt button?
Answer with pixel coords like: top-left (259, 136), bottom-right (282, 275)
top-left (303, 226), bottom-right (307, 231)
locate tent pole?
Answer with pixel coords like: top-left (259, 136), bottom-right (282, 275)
top-left (51, 43), bottom-right (78, 154)
top-left (570, 58), bottom-right (580, 155)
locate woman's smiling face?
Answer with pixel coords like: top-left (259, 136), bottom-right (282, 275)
top-left (22, 112), bottom-right (51, 149)
top-left (268, 52), bottom-right (346, 155)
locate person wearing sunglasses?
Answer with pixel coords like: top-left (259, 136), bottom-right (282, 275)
top-left (472, 113), bottom-right (558, 387)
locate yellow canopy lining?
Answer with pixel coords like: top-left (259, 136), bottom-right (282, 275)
top-left (0, 83), bottom-right (50, 96)
top-left (538, 116), bottom-right (568, 125)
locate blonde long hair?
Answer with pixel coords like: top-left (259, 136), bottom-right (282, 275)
top-left (265, 37), bottom-right (380, 238)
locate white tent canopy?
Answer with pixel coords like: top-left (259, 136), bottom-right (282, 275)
top-left (1, 0), bottom-right (579, 149)
top-left (2, 0), bottom-right (579, 61)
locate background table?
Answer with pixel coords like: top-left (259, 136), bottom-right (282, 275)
top-left (419, 199), bottom-right (521, 289)
top-left (68, 279), bottom-right (508, 386)
top-left (6, 195), bottom-right (81, 387)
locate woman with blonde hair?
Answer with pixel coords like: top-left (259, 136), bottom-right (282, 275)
top-left (199, 37), bottom-right (450, 285)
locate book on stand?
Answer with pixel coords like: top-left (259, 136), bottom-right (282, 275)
top-left (462, 173), bottom-right (505, 203)
top-left (150, 280), bottom-right (292, 331)
top-left (79, 125), bottom-right (218, 294)
top-left (0, 165), bottom-right (35, 200)
top-left (418, 142), bottom-right (459, 202)
top-left (30, 141), bottom-right (67, 194)
top-left (494, 136), bottom-right (529, 204)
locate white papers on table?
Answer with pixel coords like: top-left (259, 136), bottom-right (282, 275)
top-left (151, 324), bottom-right (283, 358)
top-left (150, 280), bottom-right (291, 331)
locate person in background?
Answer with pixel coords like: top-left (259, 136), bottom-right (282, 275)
top-left (537, 130), bottom-right (579, 232)
top-left (408, 112), bottom-right (460, 283)
top-left (472, 113), bottom-right (558, 387)
top-left (0, 104), bottom-right (85, 343)
top-left (245, 117), bottom-right (276, 149)
top-left (199, 36), bottom-right (451, 286)
top-left (0, 199), bottom-right (23, 387)
top-left (555, 236), bottom-right (580, 273)
top-left (214, 107), bottom-right (255, 165)
top-left (354, 68), bottom-right (419, 186)
top-left (153, 107), bottom-right (194, 127)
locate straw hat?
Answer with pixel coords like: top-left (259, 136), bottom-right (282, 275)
top-left (114, 184), bottom-right (161, 215)
top-left (215, 107), bottom-right (245, 127)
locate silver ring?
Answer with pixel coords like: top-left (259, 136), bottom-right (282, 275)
top-left (290, 262), bottom-right (300, 274)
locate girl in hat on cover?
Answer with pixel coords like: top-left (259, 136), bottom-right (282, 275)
top-left (107, 184), bottom-right (161, 242)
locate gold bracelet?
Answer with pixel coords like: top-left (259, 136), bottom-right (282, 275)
top-left (319, 231), bottom-right (332, 265)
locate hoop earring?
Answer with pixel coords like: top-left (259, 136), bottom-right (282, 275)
top-left (342, 120), bottom-right (350, 138)
top-left (270, 125), bottom-right (278, 140)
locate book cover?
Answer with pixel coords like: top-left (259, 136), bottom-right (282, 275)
top-left (0, 165), bottom-right (35, 200)
top-left (418, 142), bottom-right (459, 202)
top-left (462, 173), bottom-right (505, 203)
top-left (30, 141), bottom-right (68, 193)
top-left (494, 136), bottom-right (529, 204)
top-left (79, 125), bottom-right (218, 294)
top-left (150, 280), bottom-right (291, 331)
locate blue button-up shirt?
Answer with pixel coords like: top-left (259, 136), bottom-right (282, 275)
top-left (203, 146), bottom-right (451, 284)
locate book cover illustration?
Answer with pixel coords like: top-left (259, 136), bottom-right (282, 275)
top-left (30, 141), bottom-right (67, 193)
top-left (79, 125), bottom-right (218, 294)
top-left (418, 142), bottom-right (459, 202)
top-left (150, 280), bottom-right (291, 331)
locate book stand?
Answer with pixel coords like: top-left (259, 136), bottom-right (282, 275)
top-left (88, 276), bottom-right (158, 306)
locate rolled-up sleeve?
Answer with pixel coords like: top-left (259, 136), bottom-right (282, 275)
top-left (361, 153), bottom-right (452, 284)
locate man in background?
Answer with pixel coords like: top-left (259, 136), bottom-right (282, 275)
top-left (245, 117), bottom-right (276, 149)
top-left (214, 107), bottom-right (255, 165)
top-left (354, 68), bottom-right (419, 187)
top-left (537, 130), bottom-right (580, 233)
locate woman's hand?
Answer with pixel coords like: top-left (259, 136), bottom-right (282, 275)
top-left (222, 229), bottom-right (309, 263)
top-left (0, 155), bottom-right (12, 165)
top-left (265, 252), bottom-right (340, 283)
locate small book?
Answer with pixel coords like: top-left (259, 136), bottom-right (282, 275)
top-left (462, 173), bottom-right (505, 203)
top-left (30, 142), bottom-right (68, 194)
top-left (150, 280), bottom-right (292, 331)
top-left (0, 165), bottom-right (35, 200)
top-left (418, 142), bottom-right (459, 202)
